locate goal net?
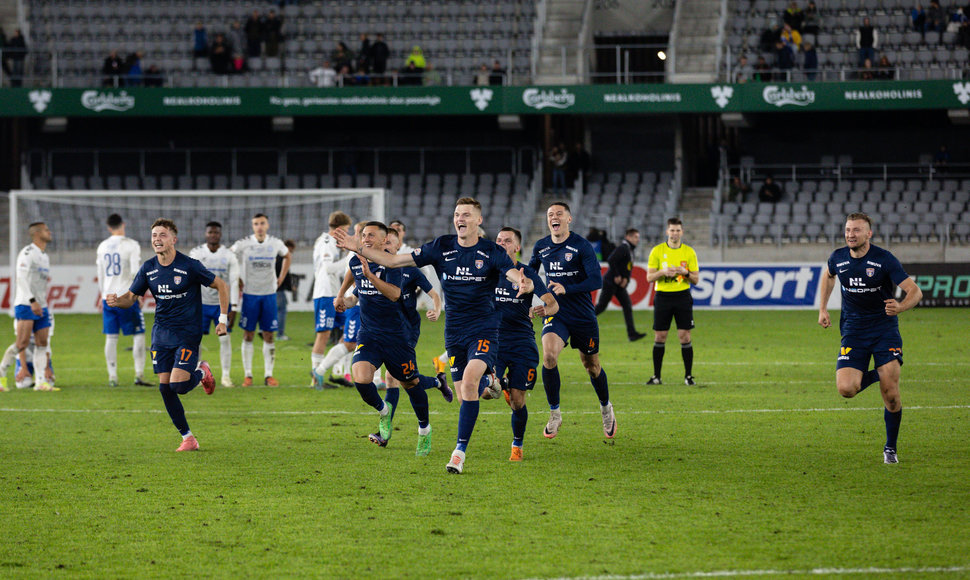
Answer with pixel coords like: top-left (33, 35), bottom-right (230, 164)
top-left (7, 188), bottom-right (385, 313)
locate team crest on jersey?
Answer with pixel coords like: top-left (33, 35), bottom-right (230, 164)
top-left (475, 259), bottom-right (483, 269)
top-left (173, 276), bottom-right (182, 285)
top-left (564, 252), bottom-right (573, 261)
top-left (865, 268), bottom-right (874, 277)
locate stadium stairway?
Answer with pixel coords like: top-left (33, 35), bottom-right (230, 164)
top-left (534, 0), bottom-right (586, 84)
top-left (679, 186), bottom-right (716, 248)
top-left (669, 0), bottom-right (723, 82)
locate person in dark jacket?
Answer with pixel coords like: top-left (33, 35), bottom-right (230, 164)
top-left (594, 228), bottom-right (647, 341)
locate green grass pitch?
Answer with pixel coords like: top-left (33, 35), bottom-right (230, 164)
top-left (1, 309), bottom-right (968, 579)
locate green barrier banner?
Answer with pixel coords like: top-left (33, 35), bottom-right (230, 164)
top-left (2, 81), bottom-right (968, 117)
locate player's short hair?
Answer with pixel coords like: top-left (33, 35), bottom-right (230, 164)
top-left (106, 213), bottom-right (124, 228)
top-left (667, 217), bottom-right (683, 227)
top-left (328, 211), bottom-right (351, 229)
top-left (499, 226), bottom-right (522, 245)
top-left (385, 227), bottom-right (400, 239)
top-left (846, 212), bottom-right (872, 229)
top-left (151, 218), bottom-right (178, 235)
top-left (549, 201), bottom-right (571, 213)
top-left (625, 227), bottom-right (639, 236)
top-left (205, 221), bottom-right (222, 229)
top-left (252, 213), bottom-right (268, 220)
top-left (284, 239), bottom-right (296, 250)
top-left (363, 221), bottom-right (389, 235)
top-left (27, 221), bottom-right (46, 233)
top-left (389, 219), bottom-right (407, 231)
top-left (456, 197), bottom-right (482, 212)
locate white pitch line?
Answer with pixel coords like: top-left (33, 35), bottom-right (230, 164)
top-left (2, 404), bottom-right (968, 417)
top-left (527, 565), bottom-right (970, 580)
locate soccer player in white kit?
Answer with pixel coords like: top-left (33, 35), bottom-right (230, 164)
top-left (12, 222), bottom-right (56, 392)
top-left (96, 214), bottom-right (151, 387)
top-left (190, 221), bottom-right (241, 388)
top-left (230, 213), bottom-right (291, 386)
top-left (310, 211), bottom-right (353, 387)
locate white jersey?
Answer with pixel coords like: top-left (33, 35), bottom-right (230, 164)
top-left (312, 232), bottom-right (347, 298)
top-left (14, 243), bottom-right (51, 308)
top-left (190, 244), bottom-right (240, 306)
top-left (96, 235), bottom-right (141, 297)
top-left (230, 234), bottom-right (289, 296)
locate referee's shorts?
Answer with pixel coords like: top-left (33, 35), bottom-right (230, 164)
top-left (653, 289), bottom-right (694, 331)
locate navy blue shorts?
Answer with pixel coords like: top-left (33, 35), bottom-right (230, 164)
top-left (102, 300), bottom-right (146, 335)
top-left (446, 328), bottom-right (499, 383)
top-left (239, 293), bottom-right (278, 333)
top-left (201, 304), bottom-right (232, 334)
top-left (152, 342), bottom-right (201, 376)
top-left (837, 329), bottom-right (903, 372)
top-left (353, 332), bottom-right (420, 382)
top-left (314, 297), bottom-right (337, 332)
top-left (14, 305), bottom-right (52, 332)
top-left (496, 339), bottom-right (539, 391)
top-left (541, 315), bottom-right (600, 355)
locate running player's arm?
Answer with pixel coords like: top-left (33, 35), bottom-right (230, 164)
top-left (817, 261), bottom-right (837, 328)
top-left (554, 245), bottom-right (602, 295)
top-left (414, 269), bottom-right (442, 321)
top-left (360, 258), bottom-right (401, 301)
top-left (334, 269), bottom-right (355, 311)
top-left (528, 268), bottom-right (558, 318)
top-left (208, 276), bottom-right (230, 336)
top-left (885, 278), bottom-right (922, 316)
top-left (332, 227), bottom-right (415, 268)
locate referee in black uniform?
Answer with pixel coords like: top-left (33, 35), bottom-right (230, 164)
top-left (594, 228), bottom-right (646, 341)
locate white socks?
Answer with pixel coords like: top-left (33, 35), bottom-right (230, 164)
top-left (219, 334), bottom-right (232, 380)
top-left (263, 342), bottom-right (276, 378)
top-left (33, 345), bottom-right (49, 380)
top-left (336, 351), bottom-right (354, 377)
top-left (241, 340), bottom-right (254, 376)
top-left (0, 343), bottom-right (18, 375)
top-left (132, 333), bottom-right (146, 378)
top-left (315, 343), bottom-right (349, 377)
top-left (311, 352), bottom-right (325, 373)
top-left (104, 334), bottom-right (119, 380)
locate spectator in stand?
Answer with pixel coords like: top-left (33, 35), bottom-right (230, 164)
top-left (423, 62), bottom-right (442, 86)
top-left (5, 28), bottom-right (27, 87)
top-left (337, 64), bottom-right (352, 85)
top-left (912, 4), bottom-right (927, 32)
top-left (550, 144), bottom-right (568, 196)
top-left (727, 175), bottom-right (752, 202)
top-left (958, 16), bottom-right (970, 48)
top-left (774, 40), bottom-right (795, 78)
top-left (400, 60), bottom-right (422, 85)
top-left (474, 63), bottom-right (490, 85)
top-left (358, 33), bottom-right (372, 73)
top-left (351, 66), bottom-right (370, 86)
top-left (229, 21), bottom-right (246, 57)
top-left (103, 49), bottom-right (124, 86)
top-left (309, 60), bottom-right (337, 87)
top-left (876, 55), bottom-right (895, 79)
top-left (192, 22), bottom-right (208, 58)
top-left (933, 145), bottom-right (950, 172)
top-left (783, 1), bottom-right (804, 32)
top-left (855, 17), bottom-right (878, 67)
top-left (244, 9), bottom-right (264, 57)
top-left (264, 9), bottom-right (282, 57)
top-left (332, 41), bottom-right (354, 73)
top-left (859, 57), bottom-right (875, 80)
top-left (210, 33), bottom-right (231, 74)
top-left (758, 176), bottom-right (782, 203)
top-left (489, 60), bottom-right (506, 85)
top-left (754, 55), bottom-right (773, 81)
top-left (371, 33), bottom-right (389, 81)
top-left (406, 45), bottom-right (426, 69)
top-left (780, 23), bottom-right (802, 52)
top-left (144, 64), bottom-right (163, 87)
top-left (734, 54), bottom-right (753, 83)
top-left (802, 1), bottom-right (821, 35)
top-left (232, 52), bottom-right (247, 73)
top-left (802, 41), bottom-right (818, 80)
top-left (760, 22), bottom-right (781, 52)
top-left (926, 0), bottom-right (946, 33)
top-left (125, 51), bottom-right (143, 86)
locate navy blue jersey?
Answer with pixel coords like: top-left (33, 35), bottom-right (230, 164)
top-left (349, 254), bottom-right (407, 339)
top-left (400, 266), bottom-right (433, 333)
top-left (130, 252), bottom-right (215, 347)
top-left (827, 244), bottom-right (910, 336)
top-left (495, 261), bottom-right (549, 343)
top-left (412, 235), bottom-right (515, 338)
top-left (529, 232), bottom-right (602, 323)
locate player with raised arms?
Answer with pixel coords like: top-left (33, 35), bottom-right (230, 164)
top-left (492, 226), bottom-right (559, 461)
top-left (529, 201), bottom-right (616, 440)
top-left (333, 198), bottom-right (531, 474)
top-left (818, 212), bottom-right (923, 464)
top-left (190, 221), bottom-right (241, 388)
top-left (334, 221), bottom-right (448, 456)
top-left (107, 218), bottom-right (230, 452)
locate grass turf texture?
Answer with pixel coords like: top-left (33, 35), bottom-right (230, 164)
top-left (1, 309), bottom-right (968, 579)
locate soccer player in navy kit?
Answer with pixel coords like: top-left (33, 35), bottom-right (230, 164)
top-left (529, 202), bottom-right (617, 440)
top-left (818, 213), bottom-right (923, 464)
top-left (494, 227), bottom-right (559, 461)
top-left (333, 199), bottom-right (531, 474)
top-left (335, 222), bottom-right (448, 456)
top-left (107, 219), bottom-right (231, 452)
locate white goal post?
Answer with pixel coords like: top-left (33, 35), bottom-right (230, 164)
top-left (8, 188), bottom-right (386, 313)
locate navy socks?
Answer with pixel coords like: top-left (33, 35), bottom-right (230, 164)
top-left (885, 407), bottom-right (902, 450)
top-left (355, 381), bottom-right (385, 411)
top-left (456, 400), bottom-right (479, 452)
top-left (511, 404), bottom-right (527, 447)
top-left (159, 383), bottom-right (190, 435)
top-left (590, 369), bottom-right (610, 406)
top-left (542, 366), bottom-right (561, 409)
